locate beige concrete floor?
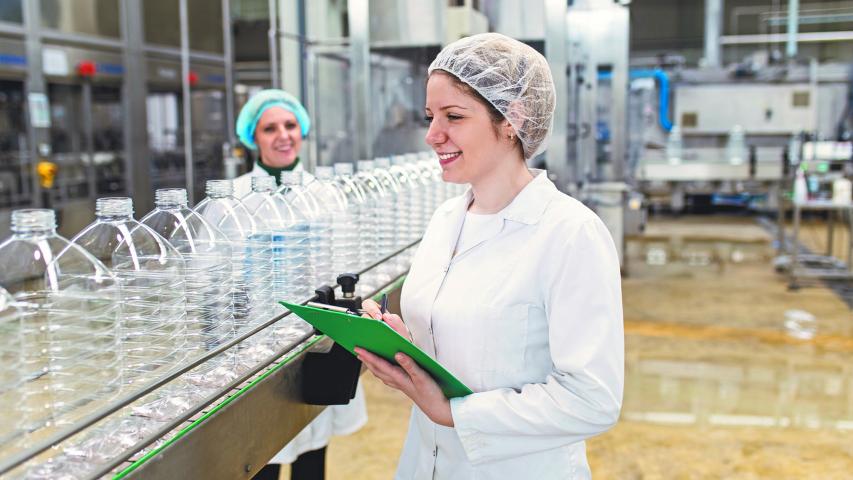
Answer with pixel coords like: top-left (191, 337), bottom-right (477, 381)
top-left (286, 215), bottom-right (853, 479)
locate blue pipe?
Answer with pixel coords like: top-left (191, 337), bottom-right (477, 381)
top-left (598, 68), bottom-right (673, 132)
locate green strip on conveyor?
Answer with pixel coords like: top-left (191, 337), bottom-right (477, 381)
top-left (111, 335), bottom-right (324, 479)
top-left (112, 275), bottom-right (407, 479)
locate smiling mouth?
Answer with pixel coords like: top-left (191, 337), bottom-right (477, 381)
top-left (437, 151), bottom-right (461, 166)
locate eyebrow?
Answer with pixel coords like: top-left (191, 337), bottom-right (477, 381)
top-left (424, 105), bottom-right (469, 111)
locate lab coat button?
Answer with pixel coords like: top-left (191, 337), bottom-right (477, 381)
top-left (433, 447), bottom-right (437, 457)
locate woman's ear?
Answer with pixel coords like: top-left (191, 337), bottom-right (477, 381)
top-left (503, 100), bottom-right (526, 140)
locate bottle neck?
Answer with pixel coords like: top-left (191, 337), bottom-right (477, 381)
top-left (11, 209), bottom-right (56, 237)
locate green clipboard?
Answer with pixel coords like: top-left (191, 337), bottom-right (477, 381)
top-left (281, 301), bottom-right (473, 399)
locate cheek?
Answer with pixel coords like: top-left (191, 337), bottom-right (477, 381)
top-left (290, 131), bottom-right (303, 151)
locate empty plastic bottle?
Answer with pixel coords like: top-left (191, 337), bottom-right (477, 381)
top-left (354, 160), bottom-right (387, 268)
top-left (195, 180), bottom-right (270, 330)
top-left (71, 197), bottom-right (188, 387)
top-left (312, 166), bottom-right (356, 280)
top-left (279, 170), bottom-right (332, 291)
top-left (241, 175), bottom-right (312, 336)
top-left (0, 209), bottom-right (120, 435)
top-left (373, 157), bottom-right (402, 257)
top-left (0, 286), bottom-right (22, 450)
top-left (140, 189), bottom-right (234, 352)
top-left (333, 163), bottom-right (367, 272)
top-left (390, 155), bottom-right (416, 247)
top-left (404, 153), bottom-right (431, 238)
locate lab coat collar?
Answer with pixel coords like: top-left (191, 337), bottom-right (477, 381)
top-left (440, 169), bottom-right (555, 226)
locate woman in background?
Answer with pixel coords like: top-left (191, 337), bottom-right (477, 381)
top-left (236, 89), bottom-right (367, 480)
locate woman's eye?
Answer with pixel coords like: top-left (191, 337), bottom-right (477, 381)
top-left (285, 122), bottom-right (298, 130)
top-left (447, 114), bottom-right (462, 120)
top-left (423, 115), bottom-right (433, 122)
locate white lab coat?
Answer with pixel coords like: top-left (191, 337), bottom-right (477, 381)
top-left (235, 160), bottom-right (368, 464)
top-left (396, 169), bottom-right (624, 479)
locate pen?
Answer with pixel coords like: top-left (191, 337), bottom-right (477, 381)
top-left (379, 293), bottom-right (388, 315)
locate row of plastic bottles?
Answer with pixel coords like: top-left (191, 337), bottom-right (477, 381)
top-left (0, 151), bottom-right (464, 478)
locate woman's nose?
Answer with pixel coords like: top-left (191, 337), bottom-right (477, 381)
top-left (425, 119), bottom-right (445, 146)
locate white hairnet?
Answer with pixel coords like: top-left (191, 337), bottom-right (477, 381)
top-left (428, 33), bottom-right (556, 159)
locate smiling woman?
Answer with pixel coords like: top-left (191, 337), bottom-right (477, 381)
top-left (232, 88), bottom-right (316, 198)
top-left (356, 32), bottom-right (624, 480)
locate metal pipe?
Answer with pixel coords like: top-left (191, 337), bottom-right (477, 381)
top-left (720, 30), bottom-right (853, 45)
top-left (787, 0), bottom-right (800, 58)
top-left (179, 0), bottom-right (194, 202)
top-left (704, 0), bottom-right (723, 67)
top-left (268, 0), bottom-right (279, 88)
top-left (81, 80), bottom-right (96, 200)
top-left (348, 0), bottom-right (372, 160)
top-left (222, 0), bottom-right (236, 146)
top-left (544, 0), bottom-right (569, 188)
top-left (22, 0), bottom-right (45, 208)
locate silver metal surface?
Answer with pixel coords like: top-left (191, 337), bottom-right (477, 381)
top-left (369, 0), bottom-right (444, 47)
top-left (704, 0), bottom-right (722, 67)
top-left (787, 0), bottom-right (800, 59)
top-left (720, 31), bottom-right (853, 45)
top-left (674, 83), bottom-right (816, 134)
top-left (268, 0), bottom-right (279, 89)
top-left (222, 0), bottom-right (235, 147)
top-left (544, 0), bottom-right (569, 190)
top-left (22, 0), bottom-right (45, 208)
top-left (121, 0), bottom-right (152, 212)
top-left (349, 0), bottom-right (372, 160)
top-left (122, 339), bottom-right (329, 479)
top-left (179, 0), bottom-right (193, 202)
top-left (565, 0), bottom-right (630, 183)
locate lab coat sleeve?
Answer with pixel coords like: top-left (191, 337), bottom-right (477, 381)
top-left (449, 217), bottom-right (624, 465)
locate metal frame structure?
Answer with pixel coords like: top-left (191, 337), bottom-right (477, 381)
top-left (0, 0), bottom-right (236, 224)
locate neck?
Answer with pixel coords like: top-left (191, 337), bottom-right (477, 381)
top-left (257, 157), bottom-right (299, 185)
top-left (468, 155), bottom-right (533, 214)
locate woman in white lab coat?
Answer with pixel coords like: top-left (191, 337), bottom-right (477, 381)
top-left (357, 33), bottom-right (624, 479)
top-left (235, 89), bottom-right (367, 480)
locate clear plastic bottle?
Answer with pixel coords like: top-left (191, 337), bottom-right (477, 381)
top-left (313, 166), bottom-right (356, 280)
top-left (405, 153), bottom-right (431, 238)
top-left (0, 286), bottom-right (22, 450)
top-left (390, 155), bottom-right (416, 247)
top-left (0, 209), bottom-right (120, 435)
top-left (373, 157), bottom-right (402, 257)
top-left (272, 171), bottom-right (319, 301)
top-left (71, 197), bottom-right (188, 387)
top-left (333, 163), bottom-right (367, 272)
top-left (354, 160), bottom-right (387, 268)
top-left (666, 125), bottom-right (683, 165)
top-left (140, 189), bottom-right (235, 352)
top-left (195, 180), bottom-right (269, 330)
top-left (279, 170), bottom-right (332, 291)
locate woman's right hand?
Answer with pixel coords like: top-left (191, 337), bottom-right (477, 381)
top-left (361, 298), bottom-right (412, 341)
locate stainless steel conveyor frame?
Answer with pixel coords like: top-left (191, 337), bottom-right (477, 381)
top-left (0, 241), bottom-right (419, 480)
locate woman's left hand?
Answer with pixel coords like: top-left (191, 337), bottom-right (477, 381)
top-left (355, 348), bottom-right (454, 428)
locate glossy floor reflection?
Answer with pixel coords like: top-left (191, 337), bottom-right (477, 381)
top-left (589, 215), bottom-right (853, 479)
top-left (318, 215), bottom-right (853, 479)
